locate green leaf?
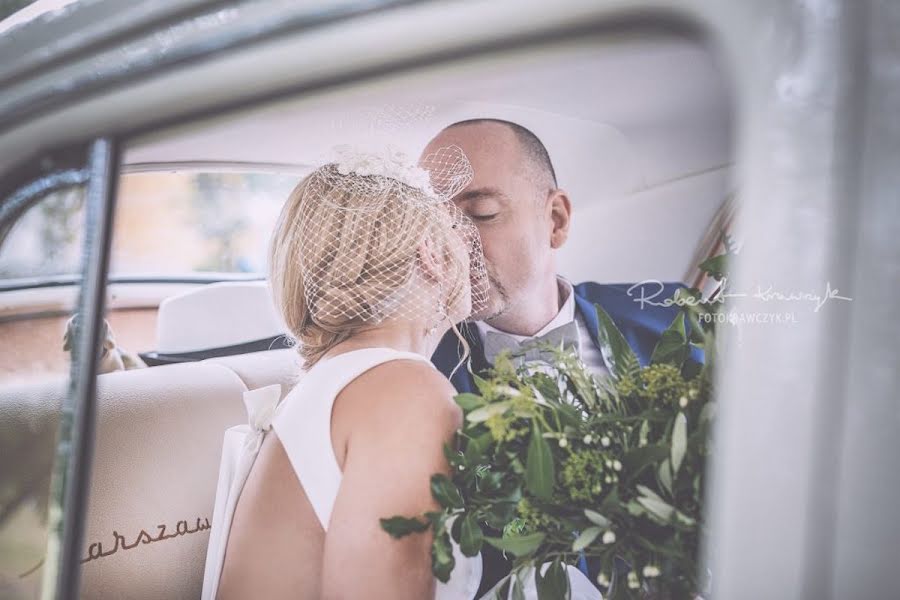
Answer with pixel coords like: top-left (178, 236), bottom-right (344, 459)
top-left (512, 574), bottom-right (527, 600)
top-left (699, 253), bottom-right (728, 281)
top-left (510, 457), bottom-right (526, 475)
top-left (583, 509), bottom-right (610, 528)
top-left (658, 458), bottom-right (673, 496)
top-left (450, 512), bottom-right (463, 544)
top-left (674, 509), bottom-right (697, 527)
top-left (638, 419), bottom-right (650, 447)
top-left (496, 482), bottom-right (522, 504)
top-left (430, 474), bottom-right (464, 509)
top-left (686, 310), bottom-right (708, 345)
top-left (431, 528), bottom-right (456, 583)
top-left (555, 402), bottom-right (583, 430)
top-left (593, 302), bottom-right (641, 379)
top-left (473, 373), bottom-right (491, 395)
top-left (466, 401), bottom-right (512, 423)
top-left (650, 312), bottom-right (688, 366)
top-left (455, 392), bottom-right (486, 412)
top-left (464, 431), bottom-right (494, 464)
top-left (476, 469), bottom-right (504, 494)
top-left (525, 422), bottom-right (555, 500)
top-left (621, 444), bottom-right (667, 481)
top-left (494, 576), bottom-right (512, 600)
top-left (681, 355), bottom-right (703, 379)
top-left (536, 559), bottom-right (571, 600)
top-left (484, 502), bottom-right (519, 529)
top-left (530, 372), bottom-right (561, 402)
top-left (636, 485), bottom-right (676, 523)
top-left (484, 532), bottom-right (546, 557)
top-left (671, 411), bottom-right (688, 475)
top-left (379, 515), bottom-right (429, 538)
top-left (609, 570), bottom-right (633, 600)
top-left (424, 510), bottom-right (447, 530)
top-left (598, 487), bottom-right (622, 515)
top-left (459, 513), bottom-right (483, 557)
top-left (443, 443), bottom-right (462, 468)
top-left (572, 526), bottom-right (602, 552)
top-left (636, 484), bottom-right (667, 503)
top-left (626, 500), bottom-right (646, 517)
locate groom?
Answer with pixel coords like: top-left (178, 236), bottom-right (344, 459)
top-left (424, 119), bottom-right (702, 594)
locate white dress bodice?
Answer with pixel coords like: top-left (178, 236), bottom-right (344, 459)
top-left (200, 347), bottom-right (482, 599)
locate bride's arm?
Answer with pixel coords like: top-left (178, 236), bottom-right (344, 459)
top-left (321, 360), bottom-right (462, 600)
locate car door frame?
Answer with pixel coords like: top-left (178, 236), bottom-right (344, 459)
top-left (1, 1), bottom-right (897, 599)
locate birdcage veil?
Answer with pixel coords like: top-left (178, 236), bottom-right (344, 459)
top-left (270, 144), bottom-right (489, 340)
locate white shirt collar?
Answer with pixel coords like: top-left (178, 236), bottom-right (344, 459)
top-left (475, 277), bottom-right (576, 343)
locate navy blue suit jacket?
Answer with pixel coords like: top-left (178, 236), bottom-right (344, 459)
top-left (432, 281), bottom-right (704, 392)
top-left (430, 280), bottom-right (703, 596)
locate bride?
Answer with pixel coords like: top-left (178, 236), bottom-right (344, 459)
top-left (201, 146), bottom-right (601, 599)
top-left (202, 145), bottom-right (489, 599)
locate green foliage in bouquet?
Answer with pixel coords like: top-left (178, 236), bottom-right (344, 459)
top-left (381, 256), bottom-right (730, 599)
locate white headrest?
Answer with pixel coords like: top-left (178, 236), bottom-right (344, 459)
top-left (156, 281), bottom-right (284, 353)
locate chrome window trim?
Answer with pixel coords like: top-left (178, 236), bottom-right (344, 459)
top-left (0, 0), bottom-right (416, 132)
top-left (0, 272), bottom-right (265, 293)
top-left (121, 160), bottom-right (312, 175)
top-left (0, 0), bottom-right (224, 83)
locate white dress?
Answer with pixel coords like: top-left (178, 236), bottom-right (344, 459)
top-left (201, 347), bottom-right (600, 600)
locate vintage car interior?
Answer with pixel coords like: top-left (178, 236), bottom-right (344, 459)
top-left (0, 27), bottom-right (732, 598)
top-left (2, 1), bottom-right (896, 599)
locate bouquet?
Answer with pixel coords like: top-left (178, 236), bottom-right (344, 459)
top-left (382, 256), bottom-right (728, 599)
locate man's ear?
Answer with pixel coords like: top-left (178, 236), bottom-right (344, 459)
top-left (417, 236), bottom-right (443, 282)
top-left (548, 189), bottom-right (572, 249)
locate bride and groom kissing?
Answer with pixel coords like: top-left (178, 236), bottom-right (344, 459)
top-left (202, 118), bottom-right (690, 599)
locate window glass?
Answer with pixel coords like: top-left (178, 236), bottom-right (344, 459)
top-left (0, 180), bottom-right (88, 600)
top-left (0, 171), bottom-right (299, 283)
top-left (0, 186), bottom-right (85, 280)
top-left (111, 171), bottom-right (298, 277)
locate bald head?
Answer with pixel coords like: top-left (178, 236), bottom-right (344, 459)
top-left (444, 119), bottom-right (557, 191)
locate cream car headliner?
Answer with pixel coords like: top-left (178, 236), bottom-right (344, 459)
top-left (122, 34), bottom-right (733, 284)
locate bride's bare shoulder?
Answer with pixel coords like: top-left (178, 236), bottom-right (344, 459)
top-left (334, 359), bottom-right (461, 432)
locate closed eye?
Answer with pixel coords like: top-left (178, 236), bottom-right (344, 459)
top-left (470, 214), bottom-right (498, 222)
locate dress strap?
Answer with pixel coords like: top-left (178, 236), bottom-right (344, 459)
top-left (272, 348), bottom-right (433, 530)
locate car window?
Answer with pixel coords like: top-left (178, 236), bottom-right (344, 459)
top-left (111, 171), bottom-right (299, 277)
top-left (0, 186), bottom-right (85, 280)
top-left (0, 171), bottom-right (300, 283)
top-left (0, 175), bottom-right (89, 600)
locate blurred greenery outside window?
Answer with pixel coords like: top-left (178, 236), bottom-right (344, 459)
top-left (0, 171), bottom-right (300, 281)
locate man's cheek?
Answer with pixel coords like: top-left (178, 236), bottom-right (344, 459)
top-left (474, 231), bottom-right (499, 263)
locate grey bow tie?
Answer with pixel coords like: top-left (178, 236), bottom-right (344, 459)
top-left (483, 321), bottom-right (579, 367)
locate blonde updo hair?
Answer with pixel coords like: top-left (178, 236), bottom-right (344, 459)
top-left (269, 164), bottom-right (472, 368)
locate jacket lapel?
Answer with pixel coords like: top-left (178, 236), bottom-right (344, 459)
top-left (573, 288), bottom-right (613, 371)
